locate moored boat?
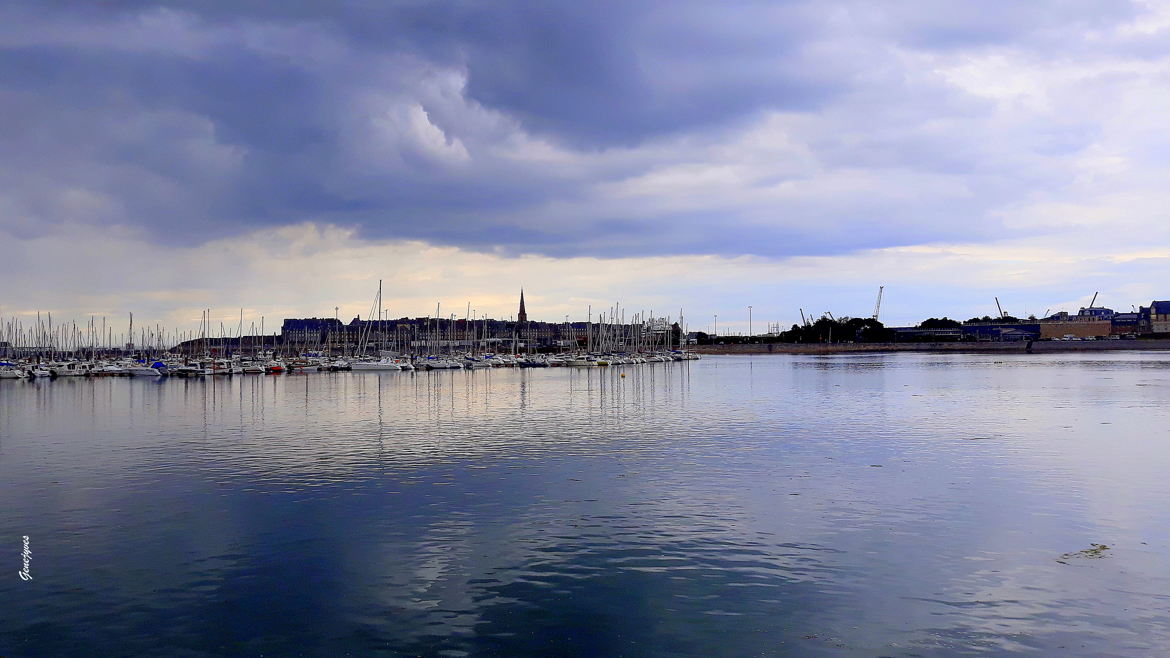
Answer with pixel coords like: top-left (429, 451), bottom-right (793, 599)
top-left (350, 358), bottom-right (402, 371)
top-left (126, 366), bottom-right (163, 376)
top-left (50, 362), bottom-right (91, 377)
top-left (0, 366), bottom-right (26, 379)
top-left (126, 360), bottom-right (167, 376)
top-left (172, 363), bottom-right (212, 377)
top-left (91, 363), bottom-right (128, 376)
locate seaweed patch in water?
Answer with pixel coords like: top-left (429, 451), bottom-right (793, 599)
top-left (1057, 543), bottom-right (1111, 564)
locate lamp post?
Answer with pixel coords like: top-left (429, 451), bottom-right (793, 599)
top-left (748, 306), bottom-right (753, 338)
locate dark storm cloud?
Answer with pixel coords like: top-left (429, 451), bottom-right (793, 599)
top-left (454, 1), bottom-right (838, 147)
top-left (0, 0), bottom-right (1149, 257)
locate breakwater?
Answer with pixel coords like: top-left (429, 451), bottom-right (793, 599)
top-left (693, 338), bottom-right (1170, 355)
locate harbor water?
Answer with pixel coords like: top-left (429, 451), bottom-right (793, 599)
top-left (3, 353), bottom-right (1170, 655)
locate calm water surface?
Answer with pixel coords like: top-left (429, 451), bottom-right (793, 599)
top-left (3, 354), bottom-right (1170, 655)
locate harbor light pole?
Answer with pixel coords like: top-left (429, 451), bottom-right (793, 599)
top-left (748, 306), bottom-right (752, 338)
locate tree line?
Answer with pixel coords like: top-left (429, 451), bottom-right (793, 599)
top-left (693, 313), bottom-right (1045, 345)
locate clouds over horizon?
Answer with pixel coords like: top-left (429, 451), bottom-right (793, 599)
top-left (4, 220), bottom-right (1169, 334)
top-left (4, 1), bottom-right (1170, 326)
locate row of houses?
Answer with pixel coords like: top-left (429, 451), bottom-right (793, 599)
top-left (280, 316), bottom-right (681, 351)
top-left (895, 300), bottom-right (1170, 342)
top-left (283, 317), bottom-right (561, 349)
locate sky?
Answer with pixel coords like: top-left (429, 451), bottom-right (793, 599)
top-left (4, 0), bottom-right (1170, 336)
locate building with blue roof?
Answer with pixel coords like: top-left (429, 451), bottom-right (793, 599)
top-left (1148, 301), bottom-right (1170, 334)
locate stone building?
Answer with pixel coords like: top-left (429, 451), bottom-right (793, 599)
top-left (1149, 301), bottom-right (1170, 334)
top-left (1038, 319), bottom-right (1113, 339)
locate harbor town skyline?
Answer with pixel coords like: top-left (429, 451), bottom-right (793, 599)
top-left (5, 2), bottom-right (1170, 331)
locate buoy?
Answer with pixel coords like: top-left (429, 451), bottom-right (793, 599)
top-left (620, 373), bottom-right (626, 378)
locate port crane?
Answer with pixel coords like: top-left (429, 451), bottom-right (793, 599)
top-left (872, 286), bottom-right (884, 321)
top-left (995, 297), bottom-right (1006, 319)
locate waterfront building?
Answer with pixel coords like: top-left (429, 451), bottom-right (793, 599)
top-left (1038, 319), bottom-right (1112, 340)
top-left (281, 318), bottom-right (346, 344)
top-left (1035, 307), bottom-right (1115, 339)
top-left (276, 305), bottom-right (679, 353)
top-left (962, 322), bottom-right (1041, 341)
top-left (1077, 306), bottom-right (1116, 319)
top-left (1149, 301), bottom-right (1170, 334)
top-left (1110, 312), bottom-right (1142, 336)
top-left (892, 327), bottom-right (964, 341)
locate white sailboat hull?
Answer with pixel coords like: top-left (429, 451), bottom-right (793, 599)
top-left (127, 367), bottom-right (163, 376)
top-left (351, 362), bottom-right (402, 371)
top-left (426, 361), bottom-right (463, 369)
top-left (51, 367), bottom-right (89, 376)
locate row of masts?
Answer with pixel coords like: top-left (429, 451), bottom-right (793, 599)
top-left (1, 298), bottom-right (690, 360)
top-left (0, 309), bottom-right (281, 361)
top-left (298, 315), bottom-right (685, 356)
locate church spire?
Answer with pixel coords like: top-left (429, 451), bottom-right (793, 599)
top-left (518, 289), bottom-right (528, 323)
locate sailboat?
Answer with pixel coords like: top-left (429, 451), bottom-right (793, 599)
top-left (351, 357), bottom-right (402, 371)
top-left (126, 362), bottom-right (166, 376)
top-left (351, 280), bottom-right (407, 371)
top-left (50, 362), bottom-right (91, 377)
top-left (0, 365), bottom-right (26, 379)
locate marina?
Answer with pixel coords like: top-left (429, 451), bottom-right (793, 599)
top-left (0, 351), bottom-right (699, 379)
top-left (0, 290), bottom-right (700, 381)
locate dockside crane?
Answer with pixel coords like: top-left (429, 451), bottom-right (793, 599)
top-left (872, 286), bottom-right (884, 321)
top-left (995, 297), bottom-right (1005, 319)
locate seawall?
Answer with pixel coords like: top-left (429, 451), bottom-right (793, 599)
top-left (692, 339), bottom-right (1170, 355)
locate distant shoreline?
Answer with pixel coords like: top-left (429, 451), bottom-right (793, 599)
top-left (692, 338), bottom-right (1170, 355)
